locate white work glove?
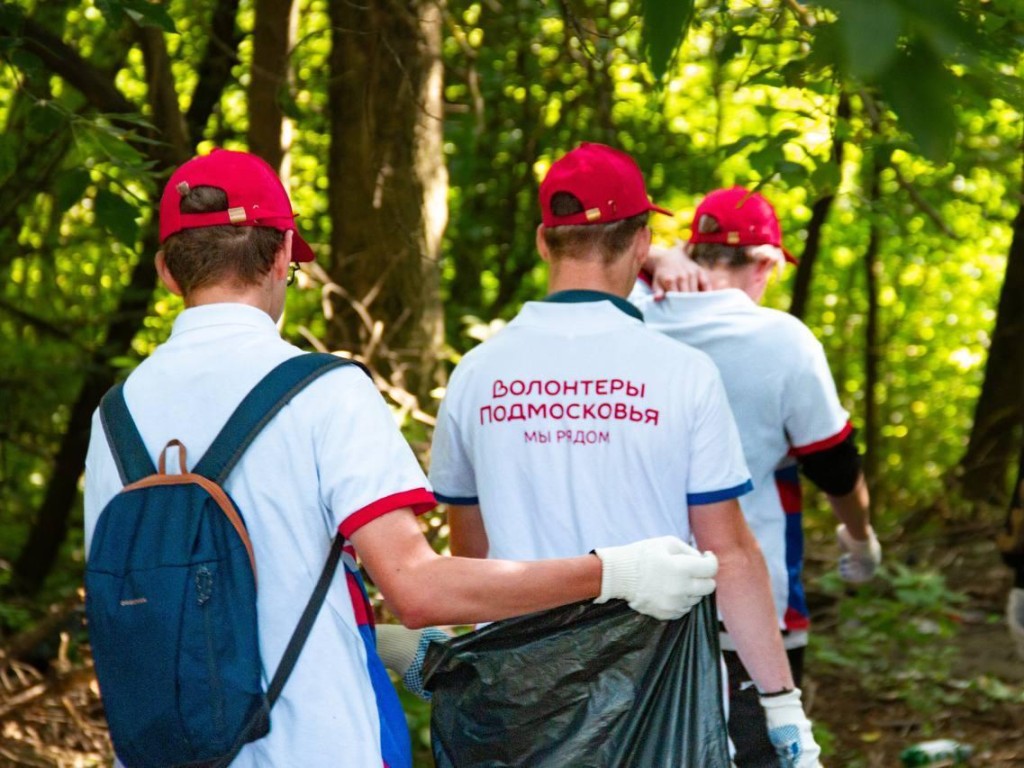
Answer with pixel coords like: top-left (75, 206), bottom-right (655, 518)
top-left (1008, 588), bottom-right (1024, 662)
top-left (836, 524), bottom-right (881, 583)
top-left (759, 688), bottom-right (824, 767)
top-left (594, 535), bottom-right (718, 621)
top-left (375, 624), bottom-right (450, 700)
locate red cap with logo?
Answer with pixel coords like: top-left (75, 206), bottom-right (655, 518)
top-left (539, 142), bottom-right (672, 227)
top-left (688, 186), bottom-right (796, 264)
top-left (158, 148), bottom-right (315, 262)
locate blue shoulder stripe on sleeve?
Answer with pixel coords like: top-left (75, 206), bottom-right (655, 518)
top-left (687, 479), bottom-right (754, 506)
top-left (434, 492), bottom-right (480, 506)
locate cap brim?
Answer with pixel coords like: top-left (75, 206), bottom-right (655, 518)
top-left (292, 232), bottom-right (316, 262)
top-left (650, 204), bottom-right (674, 218)
top-left (783, 247), bottom-right (798, 265)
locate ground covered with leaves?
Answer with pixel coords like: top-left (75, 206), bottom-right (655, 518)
top-left (1, 529), bottom-right (1021, 767)
top-left (807, 529), bottom-right (1024, 767)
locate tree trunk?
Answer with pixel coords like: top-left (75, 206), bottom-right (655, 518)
top-left (790, 92), bottom-right (849, 320)
top-left (187, 0), bottom-right (242, 144)
top-left (248, 0), bottom-right (297, 171)
top-left (327, 0), bottom-right (446, 404)
top-left (999, 439), bottom-right (1024, 586)
top-left (959, 136), bottom-right (1024, 504)
top-left (862, 159), bottom-right (883, 488)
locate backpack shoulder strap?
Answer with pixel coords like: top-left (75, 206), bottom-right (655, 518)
top-left (99, 383), bottom-right (158, 485)
top-left (194, 353), bottom-right (368, 484)
top-left (213, 532), bottom-right (346, 768)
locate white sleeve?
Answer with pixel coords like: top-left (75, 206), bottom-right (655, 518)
top-left (427, 388), bottom-right (479, 505)
top-left (313, 369), bottom-right (435, 538)
top-left (685, 366), bottom-right (753, 505)
top-left (783, 328), bottom-right (851, 456)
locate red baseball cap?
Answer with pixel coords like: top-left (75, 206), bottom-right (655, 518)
top-left (688, 186), bottom-right (796, 264)
top-left (158, 148), bottom-right (315, 262)
top-left (539, 142), bottom-right (672, 227)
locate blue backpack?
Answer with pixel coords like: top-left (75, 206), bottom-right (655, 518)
top-left (86, 353), bottom-right (362, 768)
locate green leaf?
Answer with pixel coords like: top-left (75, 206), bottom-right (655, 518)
top-left (0, 135), bottom-right (16, 182)
top-left (810, 160), bottom-right (842, 195)
top-left (827, 0), bottom-right (904, 79)
top-left (807, 21), bottom-right (846, 76)
top-left (717, 135), bottom-right (762, 160)
top-left (748, 144), bottom-right (784, 175)
top-left (278, 85), bottom-right (303, 121)
top-left (9, 48), bottom-right (43, 78)
top-left (716, 31), bottom-right (743, 66)
top-left (95, 188), bottom-right (140, 246)
top-left (775, 161), bottom-right (808, 181)
top-left (643, 0), bottom-right (695, 82)
top-left (121, 0), bottom-right (177, 33)
top-left (26, 101), bottom-right (65, 138)
top-left (0, 3), bottom-right (22, 31)
top-left (894, 0), bottom-right (982, 58)
top-left (78, 125), bottom-right (147, 167)
top-left (878, 42), bottom-right (957, 163)
top-left (54, 169), bottom-right (92, 211)
top-left (94, 0), bottom-right (125, 23)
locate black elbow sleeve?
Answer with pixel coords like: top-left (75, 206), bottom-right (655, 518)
top-left (798, 434), bottom-right (862, 496)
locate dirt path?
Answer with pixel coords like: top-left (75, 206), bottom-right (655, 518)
top-left (811, 537), bottom-right (1024, 767)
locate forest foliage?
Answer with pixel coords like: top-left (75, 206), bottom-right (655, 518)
top-left (0, 0), bottom-right (1023, 762)
top-left (5, 0), bottom-right (1020, 582)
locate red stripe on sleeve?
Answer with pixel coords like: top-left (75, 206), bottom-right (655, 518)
top-left (775, 476), bottom-right (802, 515)
top-left (789, 421), bottom-right (853, 457)
top-left (339, 488), bottom-right (437, 539)
top-left (346, 571), bottom-right (373, 626)
top-left (784, 606), bottom-right (810, 631)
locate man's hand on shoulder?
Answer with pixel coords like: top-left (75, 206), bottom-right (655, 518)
top-left (645, 242), bottom-right (709, 300)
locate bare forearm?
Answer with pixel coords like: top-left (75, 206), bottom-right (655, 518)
top-left (387, 553), bottom-right (601, 628)
top-left (691, 500), bottom-right (795, 692)
top-left (353, 509), bottom-right (600, 627)
top-left (716, 538), bottom-right (794, 692)
top-left (828, 473), bottom-right (870, 540)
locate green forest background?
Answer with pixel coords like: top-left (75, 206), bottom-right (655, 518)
top-left (1, 0), bottom-right (1023, 765)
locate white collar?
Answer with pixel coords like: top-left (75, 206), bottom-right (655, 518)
top-left (170, 303), bottom-right (279, 338)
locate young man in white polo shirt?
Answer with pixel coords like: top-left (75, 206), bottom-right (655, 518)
top-left (632, 186), bottom-right (881, 768)
top-left (84, 149), bottom-right (723, 768)
top-left (430, 144), bottom-right (824, 767)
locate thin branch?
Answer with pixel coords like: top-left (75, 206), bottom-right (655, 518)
top-left (892, 168), bottom-right (959, 239)
top-left (0, 298), bottom-right (82, 346)
top-left (16, 15), bottom-right (135, 116)
top-left (784, 0), bottom-right (816, 27)
top-left (185, 0), bottom-right (243, 142)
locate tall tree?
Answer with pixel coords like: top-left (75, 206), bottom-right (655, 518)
top-left (861, 153), bottom-right (884, 487)
top-left (789, 93), bottom-right (849, 321)
top-left (327, 0), bottom-right (447, 404)
top-left (248, 0), bottom-right (297, 172)
top-left (959, 135), bottom-right (1024, 504)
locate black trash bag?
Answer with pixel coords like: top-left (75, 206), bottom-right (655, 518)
top-left (422, 595), bottom-right (730, 768)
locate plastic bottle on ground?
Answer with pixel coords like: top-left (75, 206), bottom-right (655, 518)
top-left (899, 739), bottom-right (973, 766)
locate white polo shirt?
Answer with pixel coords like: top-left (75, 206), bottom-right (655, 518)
top-left (84, 303), bottom-right (435, 768)
top-left (429, 291), bottom-right (751, 560)
top-left (630, 284), bottom-right (851, 639)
